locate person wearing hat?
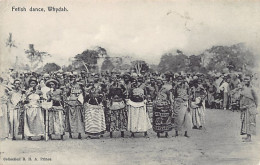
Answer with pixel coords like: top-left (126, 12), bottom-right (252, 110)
top-left (23, 76), bottom-right (45, 140)
top-left (46, 79), bottom-right (65, 140)
top-left (240, 75), bottom-right (258, 142)
top-left (8, 79), bottom-right (25, 140)
top-left (172, 75), bottom-right (192, 137)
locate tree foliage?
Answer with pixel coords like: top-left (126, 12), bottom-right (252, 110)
top-left (43, 63), bottom-right (61, 73)
top-left (187, 55), bottom-right (201, 72)
top-left (158, 52), bottom-right (188, 73)
top-left (157, 43), bottom-right (256, 74)
top-left (131, 60), bottom-right (149, 75)
top-left (73, 46), bottom-right (108, 72)
top-left (206, 43), bottom-right (255, 72)
top-left (62, 64), bottom-right (74, 72)
top-left (25, 44), bottom-right (50, 71)
top-left (101, 57), bottom-right (115, 72)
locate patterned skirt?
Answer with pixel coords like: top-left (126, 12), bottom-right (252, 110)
top-left (65, 101), bottom-right (84, 134)
top-left (146, 102), bottom-right (153, 125)
top-left (48, 106), bottom-right (65, 135)
top-left (153, 102), bottom-right (172, 133)
top-left (84, 103), bottom-right (106, 135)
top-left (108, 101), bottom-right (127, 132)
top-left (241, 106), bottom-right (257, 135)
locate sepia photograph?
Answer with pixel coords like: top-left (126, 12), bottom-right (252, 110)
top-left (0, 0), bottom-right (260, 164)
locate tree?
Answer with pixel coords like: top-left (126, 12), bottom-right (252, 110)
top-left (62, 64), bottom-right (74, 72)
top-left (149, 64), bottom-right (158, 72)
top-left (43, 63), bottom-right (61, 73)
top-left (73, 46), bottom-right (108, 72)
top-left (6, 33), bottom-right (17, 48)
top-left (131, 60), bottom-right (149, 75)
top-left (158, 51), bottom-right (188, 73)
top-left (187, 55), bottom-right (201, 72)
top-left (94, 46), bottom-right (107, 57)
top-left (101, 57), bottom-right (115, 72)
top-left (25, 44), bottom-right (51, 71)
top-left (206, 43), bottom-right (256, 72)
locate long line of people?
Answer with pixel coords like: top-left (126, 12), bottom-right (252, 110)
top-left (0, 71), bottom-right (256, 140)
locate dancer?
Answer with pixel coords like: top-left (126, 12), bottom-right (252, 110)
top-left (8, 79), bottom-right (25, 140)
top-left (23, 76), bottom-right (45, 140)
top-left (84, 75), bottom-right (106, 139)
top-left (46, 79), bottom-right (65, 140)
top-left (172, 76), bottom-right (192, 137)
top-left (127, 78), bottom-right (152, 137)
top-left (64, 74), bottom-right (84, 139)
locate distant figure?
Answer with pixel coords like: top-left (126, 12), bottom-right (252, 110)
top-left (219, 76), bottom-right (230, 110)
top-left (0, 77), bottom-right (11, 139)
top-left (240, 76), bottom-right (258, 142)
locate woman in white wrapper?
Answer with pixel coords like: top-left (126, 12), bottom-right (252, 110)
top-left (23, 76), bottom-right (45, 140)
top-left (127, 79), bottom-right (152, 137)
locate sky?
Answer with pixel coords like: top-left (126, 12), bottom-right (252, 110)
top-left (0, 0), bottom-right (260, 70)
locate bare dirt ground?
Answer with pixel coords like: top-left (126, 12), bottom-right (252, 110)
top-left (1, 109), bottom-right (260, 165)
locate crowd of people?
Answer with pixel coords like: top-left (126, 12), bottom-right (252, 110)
top-left (0, 70), bottom-right (258, 142)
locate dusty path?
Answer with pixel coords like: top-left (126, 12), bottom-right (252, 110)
top-left (1, 109), bottom-right (260, 165)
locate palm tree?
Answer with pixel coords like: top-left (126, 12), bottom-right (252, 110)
top-left (25, 44), bottom-right (51, 71)
top-left (6, 33), bottom-right (17, 48)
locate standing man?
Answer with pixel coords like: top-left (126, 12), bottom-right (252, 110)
top-left (240, 76), bottom-right (258, 142)
top-left (219, 76), bottom-right (230, 110)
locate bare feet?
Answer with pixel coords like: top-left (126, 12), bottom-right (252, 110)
top-left (121, 131), bottom-right (124, 138)
top-left (184, 131), bottom-right (190, 138)
top-left (242, 138), bottom-right (251, 142)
